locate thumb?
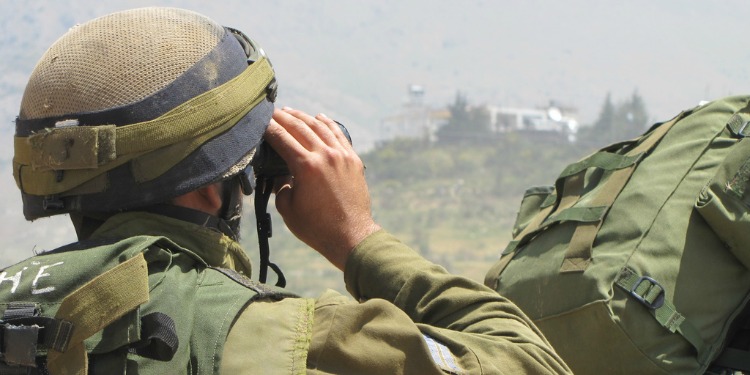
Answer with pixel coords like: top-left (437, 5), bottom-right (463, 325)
top-left (273, 181), bottom-right (294, 218)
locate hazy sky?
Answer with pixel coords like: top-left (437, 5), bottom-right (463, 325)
top-left (4, 1), bottom-right (750, 137)
top-left (1, 0), bottom-right (749, 262)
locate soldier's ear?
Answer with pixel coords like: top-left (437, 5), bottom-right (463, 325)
top-left (173, 183), bottom-right (223, 216)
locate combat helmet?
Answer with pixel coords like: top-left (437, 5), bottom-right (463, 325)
top-left (13, 7), bottom-right (277, 234)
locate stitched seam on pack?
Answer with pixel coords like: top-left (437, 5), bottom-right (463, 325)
top-left (212, 293), bottom-right (245, 373)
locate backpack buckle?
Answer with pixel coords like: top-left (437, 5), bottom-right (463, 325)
top-left (630, 276), bottom-right (666, 310)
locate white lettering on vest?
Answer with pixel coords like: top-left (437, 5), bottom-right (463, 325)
top-left (31, 262), bottom-right (64, 295)
top-left (0, 267), bottom-right (27, 294)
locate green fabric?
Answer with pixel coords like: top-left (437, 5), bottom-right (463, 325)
top-left (558, 151), bottom-right (642, 178)
top-left (543, 206), bottom-right (608, 225)
top-left (222, 229), bottom-right (573, 374)
top-left (2, 214), bottom-right (573, 374)
top-left (614, 267), bottom-right (707, 363)
top-left (342, 230), bottom-right (571, 374)
top-left (512, 185), bottom-right (555, 238)
top-left (485, 95), bottom-right (750, 374)
top-left (697, 138), bottom-right (750, 269)
top-left (92, 211), bottom-right (253, 276)
top-left (48, 253), bottom-right (149, 375)
top-left (558, 112), bottom-right (686, 273)
top-left (222, 297), bottom-right (314, 374)
top-left (0, 213), bottom-right (273, 374)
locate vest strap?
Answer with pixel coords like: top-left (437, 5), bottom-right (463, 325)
top-left (47, 252), bottom-right (149, 375)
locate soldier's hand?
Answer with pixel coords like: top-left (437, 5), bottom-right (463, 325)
top-left (263, 108), bottom-right (381, 270)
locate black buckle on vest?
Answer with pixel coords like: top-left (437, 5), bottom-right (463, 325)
top-left (1, 303), bottom-right (42, 368)
top-left (0, 317), bottom-right (74, 354)
top-left (1, 324), bottom-right (40, 368)
top-left (629, 276), bottom-right (666, 310)
top-left (1, 302), bottom-right (74, 365)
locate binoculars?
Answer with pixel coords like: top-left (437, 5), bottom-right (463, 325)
top-left (252, 120), bottom-right (352, 178)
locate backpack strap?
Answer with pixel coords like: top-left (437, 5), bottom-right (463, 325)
top-left (47, 252), bottom-right (149, 375)
top-left (564, 100), bottom-right (750, 273)
top-left (615, 267), bottom-right (708, 363)
top-left (559, 111), bottom-right (687, 272)
top-left (484, 126), bottom-right (670, 287)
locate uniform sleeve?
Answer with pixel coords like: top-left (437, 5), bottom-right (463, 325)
top-left (305, 229), bottom-right (572, 375)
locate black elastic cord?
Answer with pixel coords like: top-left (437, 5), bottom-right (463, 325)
top-left (129, 312), bottom-right (179, 362)
top-left (254, 176), bottom-right (286, 287)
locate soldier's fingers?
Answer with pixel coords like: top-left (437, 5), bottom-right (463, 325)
top-left (282, 107), bottom-right (340, 149)
top-left (263, 118), bottom-right (308, 168)
top-left (315, 113), bottom-right (351, 150)
top-left (271, 108), bottom-right (322, 151)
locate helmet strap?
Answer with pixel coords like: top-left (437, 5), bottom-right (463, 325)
top-left (219, 176), bottom-right (245, 241)
top-left (70, 212), bottom-right (113, 240)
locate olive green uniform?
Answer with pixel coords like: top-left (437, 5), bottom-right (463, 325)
top-left (1, 212), bottom-right (570, 374)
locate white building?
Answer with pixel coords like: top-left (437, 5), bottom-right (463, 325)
top-left (488, 105), bottom-right (579, 142)
top-left (380, 85), bottom-right (448, 142)
top-left (381, 86), bottom-right (579, 143)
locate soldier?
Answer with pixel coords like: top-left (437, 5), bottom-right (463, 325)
top-left (1, 7), bottom-right (571, 374)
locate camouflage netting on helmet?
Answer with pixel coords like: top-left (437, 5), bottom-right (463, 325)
top-left (20, 8), bottom-right (225, 119)
top-left (14, 7), bottom-right (276, 220)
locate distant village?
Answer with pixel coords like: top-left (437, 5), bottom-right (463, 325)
top-left (379, 85), bottom-right (580, 144)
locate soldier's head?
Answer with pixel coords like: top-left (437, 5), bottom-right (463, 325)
top-left (14, 7), bottom-right (276, 239)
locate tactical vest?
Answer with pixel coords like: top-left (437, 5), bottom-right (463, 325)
top-left (0, 235), bottom-right (295, 374)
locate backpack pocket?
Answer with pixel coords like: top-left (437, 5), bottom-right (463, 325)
top-left (511, 185), bottom-right (554, 238)
top-left (696, 138), bottom-right (750, 269)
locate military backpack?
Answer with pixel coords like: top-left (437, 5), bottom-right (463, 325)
top-left (485, 95), bottom-right (750, 374)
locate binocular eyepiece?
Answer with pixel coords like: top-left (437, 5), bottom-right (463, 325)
top-left (252, 120), bottom-right (352, 178)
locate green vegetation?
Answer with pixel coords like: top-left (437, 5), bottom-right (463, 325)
top-left (435, 92), bottom-right (492, 144)
top-left (241, 92), bottom-right (651, 298)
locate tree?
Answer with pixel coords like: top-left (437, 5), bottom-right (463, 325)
top-left (620, 90), bottom-right (649, 133)
top-left (581, 91), bottom-right (649, 146)
top-left (436, 91), bottom-right (491, 144)
top-left (594, 92), bottom-right (615, 136)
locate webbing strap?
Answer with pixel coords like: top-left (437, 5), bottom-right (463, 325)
top-left (558, 152), bottom-right (643, 179)
top-left (484, 197), bottom-right (557, 288)
top-left (560, 113), bottom-right (684, 272)
top-left (615, 267), bottom-right (707, 362)
top-left (486, 133), bottom-right (654, 287)
top-left (13, 57), bottom-right (274, 196)
top-left (486, 205), bottom-right (610, 286)
top-left (726, 105), bottom-right (750, 138)
top-left (553, 149), bottom-right (642, 210)
top-left (543, 206), bottom-right (608, 226)
top-left (556, 170), bottom-right (585, 214)
top-left (47, 253), bottom-right (149, 375)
